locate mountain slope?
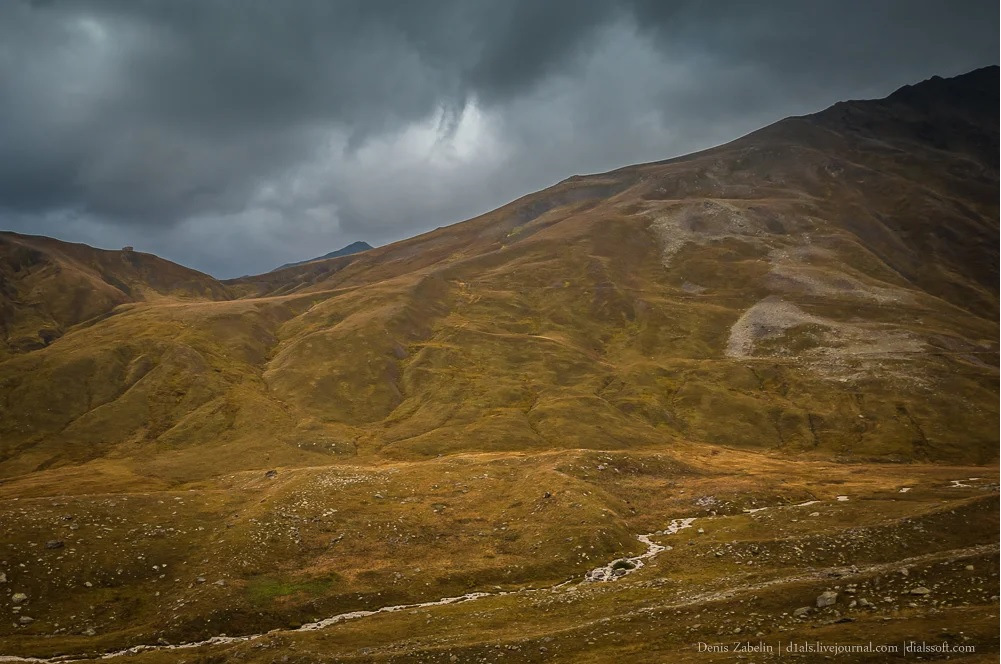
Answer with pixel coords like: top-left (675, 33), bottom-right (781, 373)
top-left (0, 68), bottom-right (997, 481)
top-left (0, 232), bottom-right (231, 358)
top-left (221, 67), bottom-right (997, 462)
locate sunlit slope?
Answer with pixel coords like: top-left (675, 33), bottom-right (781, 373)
top-left (240, 66), bottom-right (999, 463)
top-left (0, 68), bottom-right (997, 482)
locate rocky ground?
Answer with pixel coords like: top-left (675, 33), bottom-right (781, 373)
top-left (0, 447), bottom-right (996, 662)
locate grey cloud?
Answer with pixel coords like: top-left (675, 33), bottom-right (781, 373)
top-left (0, 1), bottom-right (610, 225)
top-left (0, 0), bottom-right (996, 276)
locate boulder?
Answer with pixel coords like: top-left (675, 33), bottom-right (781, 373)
top-left (816, 591), bottom-right (838, 608)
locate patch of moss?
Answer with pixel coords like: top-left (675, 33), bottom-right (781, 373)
top-left (246, 574), bottom-right (339, 604)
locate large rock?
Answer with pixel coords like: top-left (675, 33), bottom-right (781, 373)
top-left (816, 591), bottom-right (838, 608)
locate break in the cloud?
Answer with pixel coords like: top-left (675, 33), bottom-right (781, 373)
top-left (0, 0), bottom-right (997, 277)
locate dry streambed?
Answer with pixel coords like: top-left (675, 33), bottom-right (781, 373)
top-left (0, 477), bottom-right (996, 662)
top-left (2, 511), bottom-right (702, 662)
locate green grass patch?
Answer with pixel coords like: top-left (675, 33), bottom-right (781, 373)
top-left (246, 574), bottom-right (340, 604)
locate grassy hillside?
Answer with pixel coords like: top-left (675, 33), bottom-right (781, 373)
top-left (2, 71), bottom-right (997, 482)
top-left (0, 232), bottom-right (231, 358)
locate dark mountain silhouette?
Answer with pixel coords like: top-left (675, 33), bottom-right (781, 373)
top-left (272, 240), bottom-right (374, 271)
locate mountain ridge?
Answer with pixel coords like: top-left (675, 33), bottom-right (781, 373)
top-left (0, 231), bottom-right (231, 357)
top-left (0, 66), bottom-right (996, 479)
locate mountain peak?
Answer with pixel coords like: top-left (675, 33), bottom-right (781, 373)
top-left (888, 64), bottom-right (998, 100)
top-left (272, 241), bottom-right (374, 272)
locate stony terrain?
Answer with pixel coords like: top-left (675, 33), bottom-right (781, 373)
top-left (0, 455), bottom-right (997, 662)
top-left (0, 68), bottom-right (997, 661)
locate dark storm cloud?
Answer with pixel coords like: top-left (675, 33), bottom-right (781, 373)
top-left (0, 0), bottom-right (996, 276)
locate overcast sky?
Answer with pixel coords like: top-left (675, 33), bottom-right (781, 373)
top-left (1, 0), bottom-right (997, 277)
